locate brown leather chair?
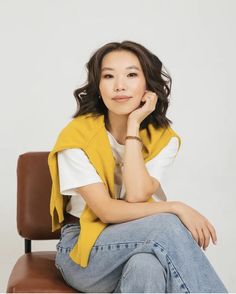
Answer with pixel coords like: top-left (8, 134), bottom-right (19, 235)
top-left (7, 152), bottom-right (77, 293)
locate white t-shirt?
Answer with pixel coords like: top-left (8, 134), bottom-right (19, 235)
top-left (57, 130), bottom-right (179, 218)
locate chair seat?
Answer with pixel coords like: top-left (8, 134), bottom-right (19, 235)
top-left (7, 251), bottom-right (78, 293)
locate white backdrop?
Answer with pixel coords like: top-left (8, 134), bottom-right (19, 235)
top-left (0, 0), bottom-right (235, 292)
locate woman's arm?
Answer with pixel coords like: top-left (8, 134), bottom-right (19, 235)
top-left (106, 198), bottom-right (217, 251)
top-left (123, 119), bottom-right (159, 202)
top-left (76, 182), bottom-right (217, 251)
top-left (123, 91), bottom-right (163, 202)
top-left (105, 195), bottom-right (217, 250)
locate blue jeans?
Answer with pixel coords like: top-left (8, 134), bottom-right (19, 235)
top-left (55, 213), bottom-right (227, 293)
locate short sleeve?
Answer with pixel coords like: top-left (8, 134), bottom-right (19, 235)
top-left (57, 148), bottom-right (103, 196)
top-left (146, 137), bottom-right (180, 183)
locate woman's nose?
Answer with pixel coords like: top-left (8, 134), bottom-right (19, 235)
top-left (113, 77), bottom-right (126, 91)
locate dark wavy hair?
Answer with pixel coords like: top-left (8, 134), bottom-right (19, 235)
top-left (73, 40), bottom-right (172, 130)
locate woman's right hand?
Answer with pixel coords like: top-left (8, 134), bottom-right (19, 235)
top-left (172, 201), bottom-right (217, 251)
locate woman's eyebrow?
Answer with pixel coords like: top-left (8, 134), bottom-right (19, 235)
top-left (101, 65), bottom-right (141, 72)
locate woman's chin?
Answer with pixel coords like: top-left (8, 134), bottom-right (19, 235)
top-left (109, 109), bottom-right (133, 116)
top-left (108, 105), bottom-right (139, 116)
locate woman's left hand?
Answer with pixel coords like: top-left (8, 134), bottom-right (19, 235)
top-left (173, 201), bottom-right (217, 251)
top-left (128, 90), bottom-right (158, 125)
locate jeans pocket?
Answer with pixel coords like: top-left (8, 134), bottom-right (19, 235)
top-left (61, 223), bottom-right (80, 237)
top-left (57, 224), bottom-right (80, 253)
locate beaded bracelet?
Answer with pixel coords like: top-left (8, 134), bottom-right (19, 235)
top-left (125, 136), bottom-right (143, 148)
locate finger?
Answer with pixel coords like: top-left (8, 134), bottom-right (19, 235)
top-left (142, 94), bottom-right (152, 102)
top-left (202, 226), bottom-right (210, 250)
top-left (143, 96), bottom-right (154, 108)
top-left (148, 94), bottom-right (157, 101)
top-left (143, 91), bottom-right (156, 100)
top-left (149, 93), bottom-right (158, 105)
top-left (196, 227), bottom-right (205, 248)
top-left (145, 95), bottom-right (157, 109)
top-left (207, 222), bottom-right (217, 245)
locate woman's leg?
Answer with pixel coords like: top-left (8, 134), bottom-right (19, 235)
top-left (113, 253), bottom-right (166, 293)
top-left (56, 213), bottom-right (227, 293)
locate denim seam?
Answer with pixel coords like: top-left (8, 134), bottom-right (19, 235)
top-left (151, 240), bottom-right (190, 293)
top-left (92, 240), bottom-right (146, 250)
top-left (56, 245), bottom-right (74, 253)
top-left (165, 255), bottom-right (190, 293)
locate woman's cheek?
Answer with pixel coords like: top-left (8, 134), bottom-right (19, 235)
top-left (131, 99), bottom-right (142, 111)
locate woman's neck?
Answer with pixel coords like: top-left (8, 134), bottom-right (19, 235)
top-left (105, 112), bottom-right (129, 145)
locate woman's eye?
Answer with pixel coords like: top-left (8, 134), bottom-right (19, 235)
top-left (103, 74), bottom-right (113, 79)
top-left (128, 73), bottom-right (138, 77)
top-left (102, 73), bottom-right (137, 79)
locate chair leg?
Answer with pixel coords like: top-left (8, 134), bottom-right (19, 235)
top-left (25, 239), bottom-right (31, 253)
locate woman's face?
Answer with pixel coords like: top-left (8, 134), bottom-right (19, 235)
top-left (99, 50), bottom-right (147, 115)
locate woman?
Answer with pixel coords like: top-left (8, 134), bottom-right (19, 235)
top-left (48, 40), bottom-right (227, 293)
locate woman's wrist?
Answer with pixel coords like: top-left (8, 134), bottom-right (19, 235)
top-left (127, 119), bottom-right (140, 136)
top-left (168, 201), bottom-right (183, 215)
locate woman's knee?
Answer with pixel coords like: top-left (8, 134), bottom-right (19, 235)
top-left (149, 213), bottom-right (190, 241)
top-left (157, 212), bottom-right (183, 227)
top-left (149, 212), bottom-right (182, 230)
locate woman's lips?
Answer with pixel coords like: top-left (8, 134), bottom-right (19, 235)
top-left (112, 96), bottom-right (132, 102)
top-left (113, 98), bottom-right (131, 102)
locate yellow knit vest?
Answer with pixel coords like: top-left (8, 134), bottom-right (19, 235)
top-left (48, 113), bottom-right (181, 268)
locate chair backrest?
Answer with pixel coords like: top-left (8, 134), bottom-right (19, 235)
top-left (17, 152), bottom-right (60, 240)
